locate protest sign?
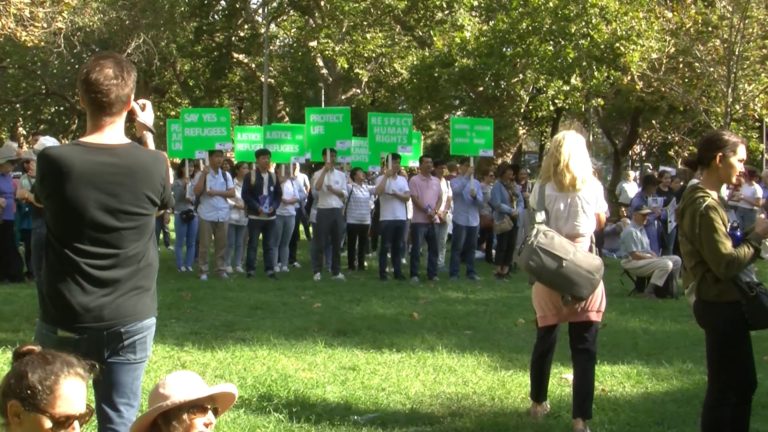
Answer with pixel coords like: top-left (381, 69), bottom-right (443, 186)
top-left (180, 108), bottom-right (232, 155)
top-left (233, 126), bottom-right (264, 163)
top-left (165, 119), bottom-right (192, 159)
top-left (350, 137), bottom-right (382, 172)
top-left (450, 117), bottom-right (494, 157)
top-left (368, 112), bottom-right (413, 155)
top-left (401, 131), bottom-right (423, 168)
top-left (305, 107), bottom-right (352, 162)
top-left (263, 123), bottom-right (306, 164)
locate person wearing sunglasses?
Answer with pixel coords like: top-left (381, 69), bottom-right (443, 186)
top-left (1, 344), bottom-right (96, 432)
top-left (130, 371), bottom-right (237, 432)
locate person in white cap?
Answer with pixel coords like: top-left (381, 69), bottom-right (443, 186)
top-left (0, 142), bottom-right (25, 283)
top-left (130, 371), bottom-right (237, 432)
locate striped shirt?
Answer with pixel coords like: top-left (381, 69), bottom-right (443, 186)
top-left (346, 183), bottom-right (374, 224)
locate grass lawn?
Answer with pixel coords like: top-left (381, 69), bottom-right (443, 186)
top-left (1, 244), bottom-right (767, 431)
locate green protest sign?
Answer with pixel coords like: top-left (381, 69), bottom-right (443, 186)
top-left (368, 112), bottom-right (413, 155)
top-left (233, 126), bottom-right (264, 163)
top-left (350, 137), bottom-right (382, 171)
top-left (263, 123), bottom-right (306, 164)
top-left (401, 131), bottom-right (423, 168)
top-left (166, 119), bottom-right (192, 159)
top-left (180, 108), bottom-right (232, 157)
top-left (305, 107), bottom-right (352, 162)
top-left (450, 117), bottom-right (494, 157)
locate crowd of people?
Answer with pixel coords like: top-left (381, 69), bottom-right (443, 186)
top-left (1, 51), bottom-right (765, 432)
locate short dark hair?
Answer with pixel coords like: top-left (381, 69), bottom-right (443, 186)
top-left (418, 155), bottom-right (432, 164)
top-left (387, 153), bottom-right (401, 162)
top-left (433, 159), bottom-right (446, 168)
top-left (255, 148), bottom-right (271, 159)
top-left (321, 148), bottom-right (337, 157)
top-left (641, 173), bottom-right (658, 189)
top-left (77, 52), bottom-right (137, 117)
top-left (208, 149), bottom-right (224, 157)
top-left (458, 157), bottom-right (470, 165)
top-left (350, 167), bottom-right (363, 178)
top-left (1, 345), bottom-right (96, 423)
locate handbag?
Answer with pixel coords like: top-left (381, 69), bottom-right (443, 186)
top-left (517, 183), bottom-right (604, 302)
top-left (494, 215), bottom-right (514, 234)
top-left (480, 213), bottom-right (494, 230)
top-left (179, 208), bottom-right (196, 223)
top-left (732, 269), bottom-right (768, 330)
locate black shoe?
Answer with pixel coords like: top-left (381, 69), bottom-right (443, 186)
top-left (394, 274), bottom-right (407, 281)
top-left (246, 271), bottom-right (254, 278)
top-left (267, 271), bottom-right (277, 280)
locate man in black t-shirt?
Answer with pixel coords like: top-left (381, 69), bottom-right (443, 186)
top-left (34, 52), bottom-right (172, 432)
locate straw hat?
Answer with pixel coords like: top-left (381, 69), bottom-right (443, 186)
top-left (130, 371), bottom-right (238, 432)
top-left (0, 143), bottom-right (19, 164)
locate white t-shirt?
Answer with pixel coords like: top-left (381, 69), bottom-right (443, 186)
top-left (438, 177), bottom-right (453, 214)
top-left (531, 177), bottom-right (608, 238)
top-left (737, 182), bottom-right (763, 209)
top-left (277, 179), bottom-right (297, 216)
top-left (312, 169), bottom-right (347, 209)
top-left (376, 175), bottom-right (409, 221)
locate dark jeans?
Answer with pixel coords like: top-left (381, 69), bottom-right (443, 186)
top-left (450, 223), bottom-right (478, 278)
top-left (693, 300), bottom-right (756, 432)
top-left (0, 221), bottom-right (24, 282)
top-left (378, 220), bottom-right (406, 278)
top-left (35, 318), bottom-right (156, 432)
top-left (312, 208), bottom-right (343, 275)
top-left (154, 215), bottom-right (170, 248)
top-left (477, 226), bottom-right (494, 262)
top-left (245, 218), bottom-right (275, 274)
top-left (410, 222), bottom-right (438, 279)
top-left (289, 208), bottom-right (310, 264)
top-left (530, 321), bottom-right (599, 420)
top-left (347, 223), bottom-right (369, 270)
top-left (495, 225), bottom-right (517, 267)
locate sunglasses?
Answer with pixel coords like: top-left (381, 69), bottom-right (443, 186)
top-left (25, 403), bottom-right (94, 431)
top-left (185, 404), bottom-right (220, 419)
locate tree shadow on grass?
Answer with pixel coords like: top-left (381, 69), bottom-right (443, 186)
top-left (228, 381), bottom-right (768, 432)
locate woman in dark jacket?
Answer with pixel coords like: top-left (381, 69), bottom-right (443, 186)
top-left (678, 130), bottom-right (768, 432)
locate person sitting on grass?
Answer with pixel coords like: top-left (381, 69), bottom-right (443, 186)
top-left (1, 344), bottom-right (96, 432)
top-left (130, 371), bottom-right (237, 432)
top-left (619, 205), bottom-right (681, 298)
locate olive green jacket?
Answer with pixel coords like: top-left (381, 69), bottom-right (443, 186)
top-left (678, 183), bottom-right (761, 302)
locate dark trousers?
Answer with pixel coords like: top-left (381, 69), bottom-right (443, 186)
top-left (410, 222), bottom-right (438, 279)
top-left (312, 208), bottom-right (343, 275)
top-left (245, 218), bottom-right (275, 274)
top-left (347, 223), bottom-right (369, 270)
top-left (477, 226), bottom-right (494, 263)
top-left (449, 223), bottom-right (478, 278)
top-left (19, 228), bottom-right (32, 276)
top-left (494, 225), bottom-right (517, 267)
top-left (378, 220), bottom-right (406, 278)
top-left (154, 215), bottom-right (170, 248)
top-left (530, 321), bottom-right (599, 420)
top-left (289, 209), bottom-right (310, 264)
top-left (0, 221), bottom-right (24, 282)
top-left (693, 300), bottom-right (756, 432)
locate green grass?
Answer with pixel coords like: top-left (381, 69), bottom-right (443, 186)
top-left (2, 245), bottom-right (767, 431)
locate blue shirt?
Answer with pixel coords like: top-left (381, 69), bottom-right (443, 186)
top-left (0, 173), bottom-right (15, 221)
top-left (450, 175), bottom-right (483, 226)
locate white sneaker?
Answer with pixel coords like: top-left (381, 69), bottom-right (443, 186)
top-left (235, 266), bottom-right (245, 273)
top-left (281, 266), bottom-right (289, 273)
top-left (292, 262), bottom-right (302, 268)
top-left (313, 272), bottom-right (322, 281)
top-left (411, 276), bottom-right (420, 283)
top-left (200, 273), bottom-right (208, 281)
top-left (274, 266), bottom-right (282, 273)
top-left (225, 266), bottom-right (233, 273)
top-left (331, 273), bottom-right (346, 281)
top-left (185, 266), bottom-right (194, 272)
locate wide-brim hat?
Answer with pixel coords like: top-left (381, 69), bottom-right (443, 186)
top-left (0, 143), bottom-right (19, 164)
top-left (130, 371), bottom-right (238, 432)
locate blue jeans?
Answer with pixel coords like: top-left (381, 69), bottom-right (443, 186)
top-left (174, 213), bottom-right (198, 269)
top-left (35, 318), bottom-right (156, 432)
top-left (450, 223), bottom-right (478, 278)
top-left (225, 223), bottom-right (248, 269)
top-left (410, 222), bottom-right (438, 279)
top-left (245, 218), bottom-right (275, 273)
top-left (272, 215), bottom-right (295, 269)
top-left (378, 220), bottom-right (406, 278)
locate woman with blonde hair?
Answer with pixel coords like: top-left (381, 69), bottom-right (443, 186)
top-left (527, 130), bottom-right (607, 432)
